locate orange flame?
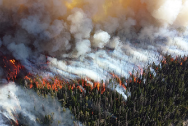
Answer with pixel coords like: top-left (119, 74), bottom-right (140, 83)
top-left (30, 84), bottom-right (33, 88)
top-left (170, 58), bottom-right (174, 62)
top-left (110, 73), bottom-right (128, 91)
top-left (24, 76), bottom-right (64, 91)
top-left (93, 82), bottom-right (100, 91)
top-left (162, 60), bottom-right (166, 64)
top-left (9, 59), bottom-right (15, 64)
top-left (184, 57), bottom-right (187, 61)
top-left (3, 57), bottom-right (23, 81)
top-left (77, 86), bottom-right (83, 92)
top-left (15, 119), bottom-right (19, 126)
top-left (25, 72), bottom-right (132, 95)
top-left (122, 84), bottom-right (126, 90)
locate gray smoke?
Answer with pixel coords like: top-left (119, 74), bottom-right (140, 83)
top-left (0, 0), bottom-right (188, 121)
top-left (0, 0), bottom-right (187, 81)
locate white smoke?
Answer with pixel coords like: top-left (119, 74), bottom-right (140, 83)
top-left (152, 0), bottom-right (182, 26)
top-left (0, 0), bottom-right (188, 116)
top-left (0, 114), bottom-right (10, 126)
top-left (174, 0), bottom-right (188, 27)
top-left (67, 8), bottom-right (93, 40)
top-left (106, 37), bottom-right (120, 49)
top-left (76, 39), bottom-right (91, 57)
top-left (48, 57), bottom-right (105, 81)
top-left (0, 82), bottom-right (79, 126)
top-left (92, 30), bottom-right (110, 48)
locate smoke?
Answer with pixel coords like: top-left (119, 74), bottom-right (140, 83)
top-left (0, 114), bottom-right (11, 126)
top-left (92, 30), bottom-right (110, 48)
top-left (0, 0), bottom-right (188, 116)
top-left (76, 39), bottom-right (91, 57)
top-left (67, 8), bottom-right (93, 40)
top-left (0, 82), bottom-right (79, 126)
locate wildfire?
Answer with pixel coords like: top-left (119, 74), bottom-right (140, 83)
top-left (134, 77), bottom-right (136, 82)
top-left (10, 59), bottom-right (16, 64)
top-left (138, 66), bottom-right (143, 76)
top-left (30, 84), bottom-right (33, 88)
top-left (94, 82), bottom-right (100, 91)
top-left (15, 119), bottom-right (19, 126)
top-left (161, 56), bottom-right (188, 66)
top-left (184, 57), bottom-right (187, 61)
top-left (25, 75), bottom-right (107, 95)
top-left (3, 57), bottom-right (23, 81)
top-left (128, 71), bottom-right (142, 84)
top-left (24, 75), bottom-right (64, 91)
top-left (110, 73), bottom-right (127, 90)
top-left (162, 59), bottom-right (166, 64)
top-left (101, 83), bottom-right (106, 94)
top-left (77, 85), bottom-right (83, 92)
top-left (170, 58), bottom-right (174, 62)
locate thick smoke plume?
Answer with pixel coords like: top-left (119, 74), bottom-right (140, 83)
top-left (0, 0), bottom-right (188, 80)
top-left (0, 0), bottom-right (188, 124)
top-left (0, 82), bottom-right (80, 126)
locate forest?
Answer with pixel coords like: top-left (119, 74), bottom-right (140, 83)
top-left (16, 53), bottom-right (188, 126)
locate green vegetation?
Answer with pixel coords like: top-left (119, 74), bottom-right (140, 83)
top-left (18, 54), bottom-right (188, 126)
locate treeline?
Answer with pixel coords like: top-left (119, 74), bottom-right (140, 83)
top-left (18, 54), bottom-right (188, 126)
top-left (124, 54), bottom-right (188, 125)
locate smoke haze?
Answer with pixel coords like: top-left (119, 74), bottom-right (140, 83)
top-left (0, 0), bottom-right (187, 80)
top-left (0, 82), bottom-right (79, 126)
top-left (0, 0), bottom-right (188, 124)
